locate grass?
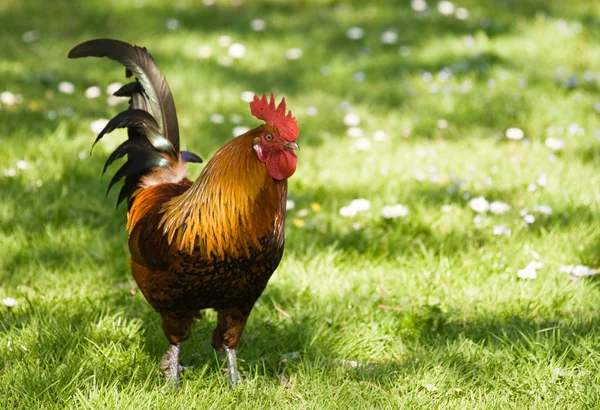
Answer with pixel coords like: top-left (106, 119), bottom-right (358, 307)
top-left (2, 0), bottom-right (600, 408)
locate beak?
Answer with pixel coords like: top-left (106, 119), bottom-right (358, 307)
top-left (285, 141), bottom-right (300, 151)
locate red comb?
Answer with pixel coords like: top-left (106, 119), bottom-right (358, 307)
top-left (250, 93), bottom-right (298, 141)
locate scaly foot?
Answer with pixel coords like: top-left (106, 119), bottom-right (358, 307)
top-left (224, 345), bottom-right (241, 388)
top-left (160, 343), bottom-right (182, 384)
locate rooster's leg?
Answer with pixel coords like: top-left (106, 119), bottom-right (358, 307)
top-left (160, 343), bottom-right (181, 382)
top-left (224, 345), bottom-right (240, 387)
top-left (212, 307), bottom-right (250, 388)
top-left (160, 313), bottom-right (195, 383)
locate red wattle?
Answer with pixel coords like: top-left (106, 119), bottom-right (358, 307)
top-left (266, 150), bottom-right (297, 180)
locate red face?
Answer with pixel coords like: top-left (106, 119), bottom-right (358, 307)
top-left (252, 127), bottom-right (299, 180)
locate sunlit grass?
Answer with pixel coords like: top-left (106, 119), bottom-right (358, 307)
top-left (2, 0), bottom-right (600, 408)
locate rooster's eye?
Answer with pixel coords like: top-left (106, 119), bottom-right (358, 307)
top-left (265, 134), bottom-right (273, 141)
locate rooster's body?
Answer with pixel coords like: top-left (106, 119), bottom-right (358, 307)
top-left (69, 39), bottom-right (299, 385)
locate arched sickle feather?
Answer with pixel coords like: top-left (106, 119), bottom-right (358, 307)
top-left (68, 38), bottom-right (181, 152)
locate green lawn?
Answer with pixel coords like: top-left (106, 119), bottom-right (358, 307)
top-left (2, 0), bottom-right (600, 408)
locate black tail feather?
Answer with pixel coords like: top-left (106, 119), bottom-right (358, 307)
top-left (69, 38), bottom-right (203, 208)
top-left (69, 38), bottom-right (180, 150)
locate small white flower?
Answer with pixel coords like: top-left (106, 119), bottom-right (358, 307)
top-left (346, 127), bottom-right (364, 138)
top-left (296, 209), bottom-right (309, 217)
top-left (339, 101), bottom-right (352, 111)
top-left (523, 214), bottom-right (535, 224)
top-left (355, 138), bottom-right (371, 151)
top-left (286, 199), bottom-right (295, 210)
top-left (517, 261), bottom-right (541, 279)
top-left (413, 170), bottom-right (427, 181)
top-left (3, 168), bottom-right (17, 177)
top-left (380, 30), bottom-right (398, 44)
top-left (584, 71), bottom-right (595, 82)
top-left (343, 113), bottom-right (360, 126)
top-left (78, 151), bottom-right (87, 160)
top-left (506, 127), bottom-right (524, 140)
top-left (441, 204), bottom-right (452, 213)
top-left (250, 19), bottom-right (266, 31)
top-left (166, 18), bottom-right (179, 31)
top-left (399, 46), bottom-right (411, 57)
top-left (469, 196), bottom-right (489, 213)
top-left (411, 0), bottom-right (428, 12)
top-left (218, 35), bottom-right (232, 47)
top-left (346, 27), bottom-right (365, 40)
top-left (197, 45), bottom-right (213, 58)
top-left (381, 204), bottom-right (409, 219)
top-left (58, 81), bottom-right (75, 94)
top-left (437, 68), bottom-right (452, 82)
top-left (90, 119), bottom-right (109, 134)
top-left (421, 71), bottom-right (433, 82)
top-left (240, 91), bottom-right (254, 102)
top-left (545, 137), bottom-right (565, 151)
top-left (16, 160), bottom-right (28, 170)
top-left (22, 30), bottom-right (38, 43)
top-left (228, 43), bottom-right (246, 59)
top-left (285, 48), bottom-right (303, 60)
top-left (527, 183), bottom-right (537, 192)
top-left (106, 82), bottom-right (123, 95)
top-left (217, 56), bottom-right (233, 67)
top-left (560, 264), bottom-right (597, 277)
top-left (0, 91), bottom-right (17, 106)
top-left (568, 123), bottom-right (583, 136)
top-left (85, 86), bottom-right (101, 99)
top-left (533, 205), bottom-right (553, 215)
top-left (455, 7), bottom-right (469, 19)
top-left (437, 119), bottom-right (448, 129)
top-left (232, 126), bottom-right (250, 136)
top-left (350, 199), bottom-right (371, 212)
top-left (493, 225), bottom-right (511, 236)
top-left (536, 173), bottom-right (547, 187)
top-left (473, 215), bottom-right (482, 224)
top-left (339, 206), bottom-right (358, 217)
top-left (210, 113), bottom-right (225, 124)
top-left (489, 201), bottom-right (511, 215)
top-left (306, 106), bottom-right (318, 116)
top-left (353, 71), bottom-right (365, 82)
top-left (372, 130), bottom-right (387, 141)
top-left (437, 1), bottom-right (455, 16)
top-left (2, 298), bottom-right (17, 308)
top-left (230, 114), bottom-right (242, 124)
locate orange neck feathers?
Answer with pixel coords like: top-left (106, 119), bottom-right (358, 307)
top-left (157, 131), bottom-right (287, 258)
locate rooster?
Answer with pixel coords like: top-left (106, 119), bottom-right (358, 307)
top-left (68, 39), bottom-right (299, 386)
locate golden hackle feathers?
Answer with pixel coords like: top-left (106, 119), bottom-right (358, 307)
top-left (152, 130), bottom-right (286, 259)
